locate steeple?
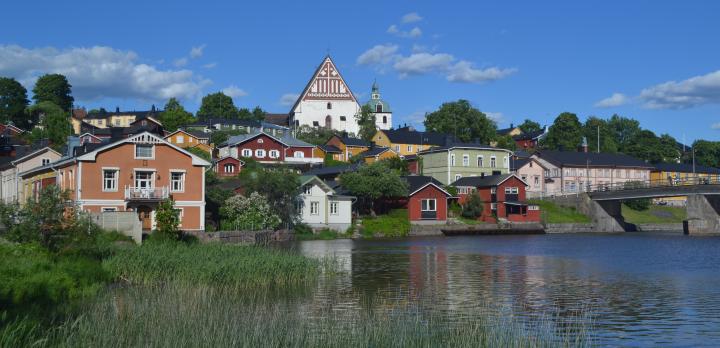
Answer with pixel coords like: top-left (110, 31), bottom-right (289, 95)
top-left (371, 80), bottom-right (380, 100)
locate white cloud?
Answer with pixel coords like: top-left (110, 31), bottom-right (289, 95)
top-left (387, 25), bottom-right (399, 34)
top-left (393, 53), bottom-right (454, 77)
top-left (447, 61), bottom-right (517, 83)
top-left (594, 93), bottom-right (629, 108)
top-left (388, 25), bottom-right (422, 38)
top-left (711, 123), bottom-right (720, 130)
top-left (357, 44), bottom-right (400, 66)
top-left (639, 70), bottom-right (720, 109)
top-left (190, 44), bottom-right (206, 59)
top-left (485, 112), bottom-right (505, 124)
top-left (173, 57), bottom-right (188, 67)
top-left (402, 12), bottom-right (423, 24)
top-left (280, 93), bottom-right (299, 106)
top-left (202, 62), bottom-right (217, 69)
top-left (0, 45), bottom-right (209, 102)
top-left (222, 85), bottom-right (247, 99)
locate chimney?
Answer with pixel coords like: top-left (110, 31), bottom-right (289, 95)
top-left (115, 106), bottom-right (120, 113)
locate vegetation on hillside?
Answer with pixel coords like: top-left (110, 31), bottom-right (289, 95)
top-left (622, 204), bottom-right (687, 224)
top-left (529, 199), bottom-right (591, 224)
top-left (361, 209), bottom-right (410, 238)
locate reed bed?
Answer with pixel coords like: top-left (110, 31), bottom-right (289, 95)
top-left (103, 241), bottom-right (322, 289)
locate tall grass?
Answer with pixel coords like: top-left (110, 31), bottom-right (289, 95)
top-left (103, 241), bottom-right (322, 289)
top-left (4, 283), bottom-right (590, 348)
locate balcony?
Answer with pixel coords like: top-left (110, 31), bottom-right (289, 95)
top-left (124, 186), bottom-right (169, 201)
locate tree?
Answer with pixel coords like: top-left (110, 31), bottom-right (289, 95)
top-left (691, 140), bottom-right (720, 167)
top-left (205, 185), bottom-right (234, 231)
top-left (424, 100), bottom-right (496, 143)
top-left (582, 117), bottom-right (618, 153)
top-left (26, 101), bottom-right (73, 148)
top-left (379, 156), bottom-right (409, 176)
top-left (494, 134), bottom-right (517, 151)
top-left (239, 167), bottom-right (301, 225)
top-left (32, 74), bottom-right (74, 111)
top-left (355, 104), bottom-right (377, 141)
top-left (186, 145), bottom-right (211, 161)
top-left (155, 199), bottom-right (181, 239)
top-left (0, 77), bottom-right (29, 125)
top-left (518, 119), bottom-right (541, 134)
top-left (339, 162), bottom-right (408, 215)
top-left (196, 92), bottom-right (238, 120)
top-left (220, 192), bottom-right (281, 230)
top-left (658, 134), bottom-right (682, 163)
top-left (251, 106), bottom-right (266, 122)
top-left (542, 112), bottom-right (583, 151)
top-left (607, 114), bottom-right (641, 152)
top-left (159, 98), bottom-right (195, 132)
top-left (295, 125), bottom-right (340, 145)
top-left (461, 193), bottom-right (484, 219)
top-left (624, 129), bottom-right (664, 163)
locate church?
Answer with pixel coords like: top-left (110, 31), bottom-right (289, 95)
top-left (289, 56), bottom-right (392, 135)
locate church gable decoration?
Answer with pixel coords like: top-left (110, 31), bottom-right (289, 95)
top-left (300, 56), bottom-right (356, 102)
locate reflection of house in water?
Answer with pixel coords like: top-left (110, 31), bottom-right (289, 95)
top-left (298, 239), bottom-right (354, 273)
top-left (408, 244), bottom-right (449, 302)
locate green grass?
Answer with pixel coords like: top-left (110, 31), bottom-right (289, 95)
top-left (622, 204), bottom-right (687, 224)
top-left (295, 228), bottom-right (351, 241)
top-left (361, 209), bottom-right (411, 238)
top-left (529, 200), bottom-right (591, 224)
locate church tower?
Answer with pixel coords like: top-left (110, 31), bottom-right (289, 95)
top-left (289, 56), bottom-right (361, 135)
top-left (365, 81), bottom-right (392, 130)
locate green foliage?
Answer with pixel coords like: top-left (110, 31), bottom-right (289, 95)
top-left (323, 154), bottom-right (346, 167)
top-left (26, 101), bottom-right (72, 148)
top-left (444, 185), bottom-right (458, 197)
top-left (379, 156), bottom-right (409, 175)
top-left (205, 185), bottom-right (234, 231)
top-left (461, 193), bottom-right (484, 219)
top-left (339, 162), bottom-right (408, 214)
top-left (622, 204), bottom-right (687, 224)
top-left (236, 106), bottom-right (267, 121)
top-left (518, 119), bottom-right (541, 134)
top-left (689, 140), bottom-right (719, 167)
top-left (210, 128), bottom-right (247, 145)
top-left (295, 125), bottom-right (340, 145)
top-left (361, 209), bottom-right (410, 237)
top-left (154, 199), bottom-right (181, 239)
top-left (197, 92), bottom-right (238, 120)
top-left (356, 104), bottom-right (377, 141)
top-left (0, 77), bottom-right (29, 126)
top-left (220, 192), bottom-right (281, 230)
top-left (582, 116), bottom-right (618, 153)
top-left (494, 134), bottom-right (517, 151)
top-left (239, 167), bottom-right (300, 224)
top-left (607, 114), bottom-right (641, 150)
top-left (185, 145), bottom-right (211, 161)
top-left (448, 201), bottom-right (462, 217)
top-left (542, 112), bottom-right (583, 151)
top-left (622, 181), bottom-right (651, 211)
top-left (293, 223), bottom-right (313, 235)
top-left (528, 199), bottom-right (591, 223)
top-left (32, 74), bottom-right (74, 112)
top-left (159, 98), bottom-right (195, 132)
top-left (424, 99), bottom-right (496, 143)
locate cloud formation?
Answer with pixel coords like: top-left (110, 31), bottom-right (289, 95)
top-left (356, 44), bottom-right (399, 65)
top-left (222, 85), bottom-right (248, 99)
top-left (594, 93), bottom-right (629, 108)
top-left (401, 12), bottom-right (423, 24)
top-left (0, 45), bottom-right (210, 102)
top-left (387, 25), bottom-right (422, 38)
top-left (190, 44), bottom-right (206, 59)
top-left (639, 70), bottom-right (720, 109)
top-left (280, 93), bottom-right (300, 106)
top-left (393, 53), bottom-right (454, 77)
top-left (447, 61), bottom-right (517, 83)
top-left (173, 57), bottom-right (188, 67)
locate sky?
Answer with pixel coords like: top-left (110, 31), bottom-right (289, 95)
top-left (1, 1), bottom-right (719, 142)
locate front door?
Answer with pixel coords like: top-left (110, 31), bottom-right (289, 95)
top-left (137, 205), bottom-right (153, 230)
top-left (135, 171), bottom-right (154, 198)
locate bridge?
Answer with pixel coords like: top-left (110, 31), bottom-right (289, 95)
top-left (549, 177), bottom-right (720, 234)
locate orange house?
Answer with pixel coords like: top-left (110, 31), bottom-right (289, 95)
top-left (20, 132), bottom-right (211, 232)
top-left (164, 129), bottom-right (213, 154)
top-left (357, 147), bottom-right (399, 164)
top-left (325, 135), bottom-right (370, 162)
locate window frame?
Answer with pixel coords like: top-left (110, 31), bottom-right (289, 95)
top-left (330, 201), bottom-right (339, 215)
top-left (310, 201), bottom-right (320, 215)
top-left (242, 149), bottom-right (252, 157)
top-left (170, 170), bottom-right (185, 193)
top-left (462, 154), bottom-right (469, 167)
top-left (223, 163), bottom-right (235, 173)
top-left (421, 199), bottom-right (437, 212)
top-left (134, 144), bottom-right (155, 159)
top-left (102, 168), bottom-right (119, 192)
top-left (477, 156), bottom-right (484, 167)
top-left (101, 207), bottom-right (117, 212)
top-left (255, 149), bottom-right (266, 158)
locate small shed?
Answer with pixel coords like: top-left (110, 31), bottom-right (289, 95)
top-left (404, 176), bottom-right (452, 224)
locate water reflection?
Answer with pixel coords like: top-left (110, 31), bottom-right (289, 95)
top-left (296, 233), bottom-right (720, 347)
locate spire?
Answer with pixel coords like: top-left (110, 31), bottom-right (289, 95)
top-left (371, 80), bottom-right (380, 100)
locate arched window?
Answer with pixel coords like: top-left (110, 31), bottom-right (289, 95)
top-left (382, 116), bottom-right (387, 124)
top-left (327, 102), bottom-right (332, 109)
top-left (325, 115), bottom-right (332, 129)
top-left (376, 103), bottom-right (383, 113)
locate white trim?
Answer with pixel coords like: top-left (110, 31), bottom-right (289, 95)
top-left (409, 182), bottom-right (452, 197)
top-left (133, 168), bottom-right (157, 172)
top-left (76, 132), bottom-right (211, 167)
top-left (134, 143), bottom-right (155, 160)
top-left (102, 168), bottom-right (119, 192)
top-left (78, 199), bottom-right (127, 205)
top-left (169, 170), bottom-right (185, 193)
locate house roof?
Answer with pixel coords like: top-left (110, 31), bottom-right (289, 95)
top-left (451, 173), bottom-right (528, 188)
top-left (299, 175), bottom-right (336, 194)
top-left (289, 55), bottom-right (358, 114)
top-left (653, 162), bottom-right (720, 175)
top-left (356, 147), bottom-right (395, 158)
top-left (165, 129), bottom-right (210, 140)
top-left (264, 114), bottom-right (290, 127)
top-left (225, 131), bottom-right (315, 148)
top-left (497, 126), bottom-right (520, 136)
top-left (534, 150), bottom-right (653, 169)
top-left (513, 128), bottom-right (546, 141)
top-left (304, 162), bottom-right (362, 178)
top-left (318, 144), bottom-right (341, 153)
top-left (403, 175), bottom-right (451, 197)
top-left (418, 142), bottom-right (513, 155)
top-left (510, 158), bottom-right (530, 171)
top-left (85, 109), bottom-right (160, 120)
top-left (213, 156), bottom-right (244, 165)
top-left (330, 135), bottom-right (370, 147)
top-left (380, 128), bottom-right (447, 146)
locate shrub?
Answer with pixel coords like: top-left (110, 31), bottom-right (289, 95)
top-left (154, 199), bottom-right (182, 240)
top-left (461, 194), bottom-right (484, 219)
top-left (221, 192), bottom-right (281, 230)
top-left (293, 223), bottom-right (313, 235)
top-left (362, 209), bottom-right (410, 238)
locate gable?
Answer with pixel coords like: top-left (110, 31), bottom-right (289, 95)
top-left (234, 133), bottom-right (285, 149)
top-left (293, 57), bottom-right (356, 112)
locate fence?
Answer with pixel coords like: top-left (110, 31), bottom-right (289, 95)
top-left (90, 211), bottom-right (142, 244)
top-left (528, 176), bottom-right (719, 200)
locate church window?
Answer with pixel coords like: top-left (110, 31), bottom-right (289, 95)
top-left (376, 104), bottom-right (383, 113)
top-left (327, 102), bottom-right (332, 109)
top-left (325, 115), bottom-right (332, 129)
top-left (340, 116), bottom-right (346, 121)
top-left (313, 121), bottom-right (319, 127)
top-left (382, 116), bottom-right (387, 124)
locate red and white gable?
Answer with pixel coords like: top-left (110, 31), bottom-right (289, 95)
top-left (303, 57), bottom-right (356, 102)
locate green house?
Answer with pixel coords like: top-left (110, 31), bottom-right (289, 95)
top-left (418, 144), bottom-right (513, 185)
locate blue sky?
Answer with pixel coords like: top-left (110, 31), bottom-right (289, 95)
top-left (2, 0), bottom-right (719, 142)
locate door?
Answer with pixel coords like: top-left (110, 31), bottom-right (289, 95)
top-left (135, 171), bottom-right (154, 198)
top-left (137, 205), bottom-right (153, 230)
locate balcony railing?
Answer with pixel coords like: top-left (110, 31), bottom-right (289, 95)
top-left (124, 186), bottom-right (169, 201)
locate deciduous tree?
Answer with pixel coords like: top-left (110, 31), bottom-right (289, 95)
top-left (339, 162), bottom-right (408, 215)
top-left (0, 77), bottom-right (29, 125)
top-left (221, 192), bottom-right (281, 230)
top-left (542, 112), bottom-right (583, 151)
top-left (424, 100), bottom-right (496, 143)
top-left (239, 167), bottom-right (300, 224)
top-left (32, 74), bottom-right (74, 112)
top-left (26, 101), bottom-right (73, 148)
top-left (159, 98), bottom-right (195, 132)
top-left (355, 104), bottom-right (377, 141)
top-left (197, 92), bottom-right (238, 120)
top-left (518, 119), bottom-right (541, 134)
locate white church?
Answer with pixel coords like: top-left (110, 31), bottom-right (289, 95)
top-left (289, 56), bottom-right (392, 135)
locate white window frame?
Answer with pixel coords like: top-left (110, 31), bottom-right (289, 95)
top-left (455, 174), bottom-right (462, 182)
top-left (177, 135), bottom-right (184, 144)
top-left (269, 150), bottom-right (280, 159)
top-left (491, 203), bottom-right (498, 210)
top-left (255, 149), bottom-right (266, 158)
top-left (490, 156), bottom-right (497, 168)
top-left (170, 170), bottom-right (185, 192)
top-left (330, 201), bottom-right (339, 215)
top-left (133, 170), bottom-right (155, 189)
top-left (395, 145), bottom-right (400, 152)
top-left (477, 156), bottom-right (484, 167)
top-left (310, 201), bottom-right (320, 215)
top-left (223, 163), bottom-right (235, 173)
top-left (257, 138), bottom-right (264, 144)
top-left (41, 158), bottom-right (51, 166)
top-left (174, 208), bottom-right (184, 227)
top-left (134, 144), bottom-right (155, 159)
top-left (421, 199), bottom-right (436, 212)
top-left (451, 154), bottom-right (456, 166)
top-left (102, 167), bottom-right (119, 192)
top-left (462, 154), bottom-right (469, 167)
top-left (303, 185), bottom-right (312, 195)
top-left (242, 149), bottom-right (252, 157)
top-left (294, 151), bottom-right (305, 158)
top-left (407, 145), bottom-right (413, 152)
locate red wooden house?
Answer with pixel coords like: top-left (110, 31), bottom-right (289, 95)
top-left (214, 156), bottom-right (243, 177)
top-left (452, 174), bottom-right (540, 223)
top-left (404, 176), bottom-right (452, 224)
top-left (216, 132), bottom-right (323, 165)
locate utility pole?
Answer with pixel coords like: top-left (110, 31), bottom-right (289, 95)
top-left (693, 146), bottom-right (696, 178)
top-left (597, 125), bottom-right (600, 153)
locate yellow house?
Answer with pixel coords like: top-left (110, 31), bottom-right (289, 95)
top-left (651, 162), bottom-right (720, 205)
top-left (372, 127), bottom-right (446, 157)
top-left (316, 145), bottom-right (343, 161)
top-left (164, 129), bottom-right (213, 154)
top-left (357, 147), bottom-right (399, 164)
top-left (325, 135), bottom-right (371, 162)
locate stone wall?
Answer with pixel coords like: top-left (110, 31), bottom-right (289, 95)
top-left (544, 223), bottom-right (596, 234)
top-left (635, 223), bottom-right (684, 232)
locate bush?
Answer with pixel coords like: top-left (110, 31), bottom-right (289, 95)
top-left (361, 209), bottom-right (410, 238)
top-left (293, 223), bottom-right (313, 235)
top-left (220, 192), bottom-right (281, 230)
top-left (624, 198), bottom-right (650, 211)
top-left (461, 194), bottom-right (484, 219)
top-left (449, 201), bottom-right (462, 217)
top-left (154, 199), bottom-right (181, 240)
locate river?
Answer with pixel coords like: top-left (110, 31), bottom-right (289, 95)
top-left (294, 232), bottom-right (720, 347)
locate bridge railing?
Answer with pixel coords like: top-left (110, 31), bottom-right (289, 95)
top-left (586, 176), bottom-right (719, 194)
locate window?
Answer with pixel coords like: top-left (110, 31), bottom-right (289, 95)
top-left (242, 149), bottom-right (252, 157)
top-left (257, 138), bottom-right (264, 144)
top-left (491, 203), bottom-right (498, 211)
top-left (103, 169), bottom-right (118, 192)
top-left (269, 150), bottom-right (280, 159)
top-left (521, 175), bottom-right (527, 182)
top-left (98, 119), bottom-right (104, 126)
top-left (114, 119), bottom-right (120, 126)
top-left (534, 177), bottom-right (540, 185)
top-left (477, 156), bottom-right (484, 167)
top-left (41, 158), bottom-right (50, 166)
top-left (462, 154), bottom-right (469, 167)
top-left (490, 156), bottom-right (496, 168)
top-left (255, 149), bottom-right (266, 158)
top-left (421, 199), bottom-right (436, 211)
top-left (170, 171), bottom-right (185, 192)
top-left (455, 174), bottom-right (462, 182)
top-left (383, 116), bottom-right (387, 124)
top-left (174, 208), bottom-right (184, 227)
top-left (135, 144), bottom-right (154, 159)
top-left (504, 187), bottom-right (519, 194)
top-left (330, 202), bottom-right (339, 215)
top-left (102, 207), bottom-right (117, 212)
top-left (376, 104), bottom-right (383, 113)
top-left (134, 171), bottom-right (153, 189)
top-left (303, 185), bottom-right (312, 195)
top-left (224, 164), bottom-right (235, 173)
top-left (340, 116), bottom-right (346, 121)
top-left (327, 102), bottom-right (332, 109)
top-left (310, 201), bottom-right (319, 215)
top-left (451, 154), bottom-right (456, 166)
top-left (294, 151), bottom-right (305, 158)
top-left (177, 135), bottom-right (184, 144)
top-left (313, 121), bottom-right (320, 127)
top-left (407, 145), bottom-right (413, 152)
top-left (395, 145), bottom-right (400, 152)
top-left (504, 156), bottom-right (508, 168)
top-left (491, 187), bottom-right (497, 194)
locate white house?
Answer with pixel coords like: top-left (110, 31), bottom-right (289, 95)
top-left (289, 56), bottom-right (361, 135)
top-left (297, 175), bottom-right (354, 232)
top-left (0, 146), bottom-right (62, 203)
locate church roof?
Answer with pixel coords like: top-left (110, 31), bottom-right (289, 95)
top-left (365, 81), bottom-right (391, 113)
